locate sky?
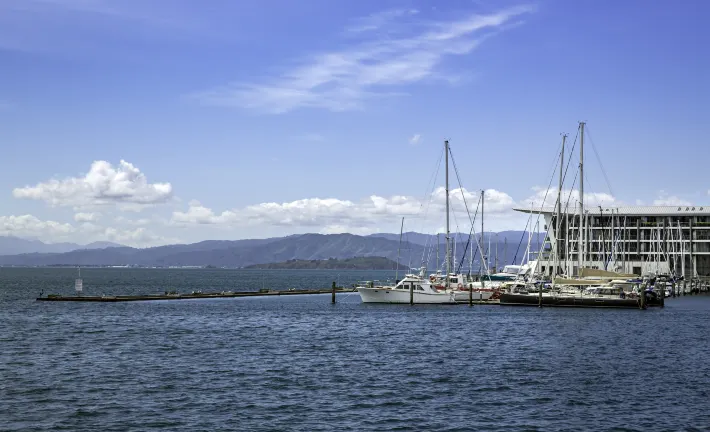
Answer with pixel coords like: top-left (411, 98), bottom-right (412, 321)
top-left (0, 0), bottom-right (708, 247)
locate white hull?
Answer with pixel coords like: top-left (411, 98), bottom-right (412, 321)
top-left (357, 287), bottom-right (456, 304)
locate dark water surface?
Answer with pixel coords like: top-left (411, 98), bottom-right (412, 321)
top-left (2, 268), bottom-right (709, 431)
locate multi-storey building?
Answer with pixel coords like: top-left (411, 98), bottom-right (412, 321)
top-left (514, 205), bottom-right (710, 278)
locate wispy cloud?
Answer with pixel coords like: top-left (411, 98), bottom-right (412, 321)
top-left (192, 5), bottom-right (534, 114)
top-left (409, 134), bottom-right (421, 145)
top-left (345, 8), bottom-right (419, 34)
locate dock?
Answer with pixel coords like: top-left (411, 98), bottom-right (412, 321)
top-left (36, 288), bottom-right (357, 302)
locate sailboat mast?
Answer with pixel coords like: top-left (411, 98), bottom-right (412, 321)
top-left (481, 189), bottom-right (485, 275)
top-left (445, 140), bottom-right (451, 288)
top-left (495, 233), bottom-right (499, 273)
top-left (557, 134), bottom-right (566, 276)
top-left (436, 233), bottom-right (440, 272)
top-left (395, 217), bottom-right (404, 282)
top-left (579, 121), bottom-right (585, 273)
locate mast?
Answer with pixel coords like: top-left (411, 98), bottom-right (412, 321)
top-left (495, 233), bottom-right (499, 273)
top-left (481, 189), bottom-right (485, 275)
top-left (578, 121), bottom-right (586, 273)
top-left (436, 233), bottom-right (440, 273)
top-left (557, 134), bottom-right (567, 276)
top-left (445, 140), bottom-right (451, 288)
top-left (395, 217), bottom-right (404, 282)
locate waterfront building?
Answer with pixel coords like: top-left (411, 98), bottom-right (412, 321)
top-left (514, 205), bottom-right (710, 278)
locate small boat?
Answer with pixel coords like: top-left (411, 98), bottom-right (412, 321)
top-left (428, 272), bottom-right (496, 302)
top-left (499, 284), bottom-right (662, 308)
top-left (356, 272), bottom-right (456, 304)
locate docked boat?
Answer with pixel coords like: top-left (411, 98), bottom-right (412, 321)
top-left (428, 272), bottom-right (496, 302)
top-left (356, 272), bottom-right (456, 304)
top-left (499, 284), bottom-right (662, 308)
top-left (356, 139), bottom-right (486, 305)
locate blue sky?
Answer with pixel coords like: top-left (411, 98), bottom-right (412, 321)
top-left (0, 0), bottom-right (707, 246)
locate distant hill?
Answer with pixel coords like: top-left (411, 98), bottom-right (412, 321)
top-left (244, 256), bottom-right (405, 270)
top-left (0, 232), bottom-right (547, 269)
top-left (0, 236), bottom-right (124, 256)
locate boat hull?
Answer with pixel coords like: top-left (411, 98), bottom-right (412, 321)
top-left (499, 293), bottom-right (660, 308)
top-left (357, 287), bottom-right (456, 304)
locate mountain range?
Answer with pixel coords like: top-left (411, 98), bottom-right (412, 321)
top-left (0, 231), bottom-right (546, 269)
top-left (0, 236), bottom-right (123, 255)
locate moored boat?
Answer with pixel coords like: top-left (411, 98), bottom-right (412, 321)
top-left (356, 273), bottom-right (456, 304)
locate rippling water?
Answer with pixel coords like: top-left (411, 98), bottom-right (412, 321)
top-left (2, 268), bottom-right (709, 431)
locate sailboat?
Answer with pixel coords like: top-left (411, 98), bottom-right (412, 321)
top-left (498, 122), bottom-right (661, 308)
top-left (356, 140), bottom-right (462, 304)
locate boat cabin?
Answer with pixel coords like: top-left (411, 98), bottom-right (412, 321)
top-left (394, 276), bottom-right (438, 293)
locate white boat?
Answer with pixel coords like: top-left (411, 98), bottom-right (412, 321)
top-left (357, 272), bottom-right (456, 304)
top-left (428, 272), bottom-right (496, 302)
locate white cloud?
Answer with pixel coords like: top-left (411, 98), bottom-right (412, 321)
top-left (345, 8), bottom-right (419, 34)
top-left (191, 5), bottom-right (532, 113)
top-left (102, 227), bottom-right (172, 247)
top-left (74, 212), bottom-right (99, 222)
top-left (409, 134), bottom-right (421, 145)
top-left (171, 187), bottom-right (516, 234)
top-left (13, 160), bottom-right (173, 210)
top-left (521, 187), bottom-right (621, 212)
top-left (654, 190), bottom-right (691, 206)
top-left (114, 216), bottom-right (153, 226)
top-left (0, 214), bottom-right (74, 239)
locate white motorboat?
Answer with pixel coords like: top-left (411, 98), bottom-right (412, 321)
top-left (356, 273), bottom-right (456, 304)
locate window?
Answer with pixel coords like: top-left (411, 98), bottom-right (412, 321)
top-left (416, 285), bottom-right (424, 291)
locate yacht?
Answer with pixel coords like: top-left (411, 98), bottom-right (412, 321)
top-left (357, 270), bottom-right (456, 304)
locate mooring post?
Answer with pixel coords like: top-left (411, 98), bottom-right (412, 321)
top-left (331, 281), bottom-right (336, 304)
top-left (538, 283), bottom-right (543, 308)
top-left (660, 285), bottom-right (665, 308)
top-left (409, 282), bottom-right (414, 305)
top-left (469, 284), bottom-right (473, 307)
top-left (639, 283), bottom-right (646, 310)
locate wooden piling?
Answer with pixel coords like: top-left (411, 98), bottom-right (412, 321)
top-left (639, 284), bottom-right (647, 310)
top-left (331, 281), bottom-right (336, 304)
top-left (409, 282), bottom-right (414, 305)
top-left (469, 284), bottom-right (473, 307)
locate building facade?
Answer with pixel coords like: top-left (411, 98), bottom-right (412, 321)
top-left (514, 205), bottom-right (710, 278)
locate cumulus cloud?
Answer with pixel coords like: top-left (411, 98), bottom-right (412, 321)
top-left (521, 187), bottom-right (621, 212)
top-left (171, 187), bottom-right (516, 234)
top-left (102, 227), bottom-right (172, 247)
top-left (0, 214), bottom-right (74, 239)
top-left (74, 212), bottom-right (99, 222)
top-left (653, 190), bottom-right (692, 206)
top-left (13, 160), bottom-right (172, 210)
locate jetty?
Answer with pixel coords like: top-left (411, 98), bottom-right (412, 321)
top-left (36, 287), bottom-right (356, 302)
